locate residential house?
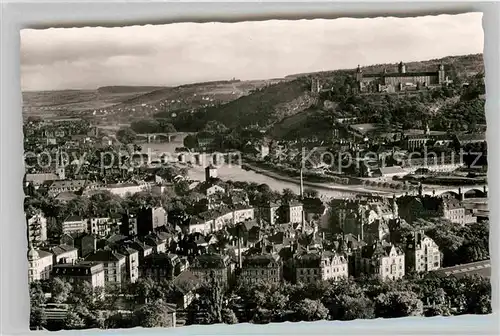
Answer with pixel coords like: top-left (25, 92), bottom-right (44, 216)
top-left (356, 242), bottom-right (405, 280)
top-left (295, 251), bottom-right (348, 284)
top-left (124, 239), bottom-right (154, 264)
top-left (26, 212), bottom-right (47, 246)
top-left (24, 173), bottom-right (59, 188)
top-left (204, 184), bottom-right (226, 197)
top-left (62, 215), bottom-right (87, 235)
top-left (120, 212), bottom-right (138, 237)
top-left (114, 246), bottom-right (139, 283)
top-left (106, 182), bottom-right (150, 197)
top-left (52, 261), bottom-right (106, 289)
top-left (88, 217), bottom-right (113, 237)
top-left (28, 246), bottom-right (53, 283)
top-left (45, 180), bottom-right (86, 196)
top-left (233, 206), bottom-right (255, 223)
top-left (404, 230), bottom-right (441, 273)
top-left (171, 270), bottom-right (199, 309)
top-left (140, 253), bottom-right (188, 281)
top-left (190, 253), bottom-right (235, 287)
top-left (137, 206), bottom-right (167, 236)
top-left (258, 202), bottom-right (280, 226)
top-left (240, 253), bottom-right (282, 285)
top-left (141, 234), bottom-right (167, 254)
top-left (84, 249), bottom-right (127, 285)
top-left (280, 201), bottom-right (304, 224)
top-left (440, 196), bottom-right (476, 225)
top-left (45, 244), bottom-right (78, 264)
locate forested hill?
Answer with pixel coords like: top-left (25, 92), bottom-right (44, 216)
top-left (163, 78), bottom-right (314, 131)
top-left (286, 54), bottom-right (484, 80)
top-left (140, 54), bottom-right (485, 135)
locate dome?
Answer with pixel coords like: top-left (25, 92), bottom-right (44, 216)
top-left (28, 245), bottom-right (39, 260)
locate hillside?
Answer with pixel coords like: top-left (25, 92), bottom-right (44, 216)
top-left (96, 86), bottom-right (166, 94)
top-left (267, 54), bottom-right (484, 140)
top-left (193, 78), bottom-right (315, 129)
top-left (110, 79), bottom-right (278, 113)
top-left (22, 87), bottom-right (161, 116)
top-left (286, 54), bottom-right (484, 81)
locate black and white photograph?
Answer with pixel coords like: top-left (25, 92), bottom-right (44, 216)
top-left (21, 12), bottom-right (491, 331)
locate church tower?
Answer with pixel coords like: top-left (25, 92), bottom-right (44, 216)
top-left (355, 65), bottom-right (363, 81)
top-left (398, 61), bottom-right (406, 74)
top-left (205, 164), bottom-right (218, 182)
top-left (438, 64), bottom-right (446, 84)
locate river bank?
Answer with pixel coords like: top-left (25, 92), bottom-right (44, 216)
top-left (241, 161), bottom-right (393, 197)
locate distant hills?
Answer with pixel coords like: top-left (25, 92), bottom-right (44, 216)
top-left (22, 54), bottom-right (484, 133)
top-left (96, 86), bottom-right (166, 94)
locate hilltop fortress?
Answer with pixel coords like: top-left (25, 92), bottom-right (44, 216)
top-left (355, 61), bottom-right (452, 93)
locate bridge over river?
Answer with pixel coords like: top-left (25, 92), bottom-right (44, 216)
top-left (396, 184), bottom-right (488, 199)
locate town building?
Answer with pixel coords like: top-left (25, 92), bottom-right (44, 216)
top-left (106, 182), bottom-right (150, 197)
top-left (62, 215), bottom-right (87, 235)
top-left (356, 241), bottom-right (405, 280)
top-left (329, 196), bottom-right (398, 240)
top-left (88, 217), bottom-right (113, 237)
top-left (45, 179), bottom-right (87, 196)
top-left (140, 253), bottom-right (189, 281)
top-left (440, 196), bottom-right (476, 225)
top-left (26, 212), bottom-right (47, 246)
top-left (295, 251), bottom-right (348, 284)
top-left (205, 164), bottom-right (218, 181)
top-left (28, 246), bottom-right (53, 283)
top-left (44, 244), bottom-right (79, 265)
top-left (141, 234), bottom-right (167, 254)
top-left (114, 246), bottom-right (139, 284)
top-left (84, 249), bottom-right (127, 285)
top-left (258, 201), bottom-right (280, 226)
top-left (355, 62), bottom-right (449, 93)
top-left (24, 173), bottom-right (59, 189)
top-left (240, 253), bottom-right (282, 285)
top-left (190, 253), bottom-right (235, 287)
top-left (52, 262), bottom-right (106, 289)
top-left (137, 206), bottom-right (168, 236)
top-left (404, 230), bottom-right (441, 273)
top-left (120, 212), bottom-right (138, 237)
top-left (280, 201), bottom-right (304, 224)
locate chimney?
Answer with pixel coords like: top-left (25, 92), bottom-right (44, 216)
top-left (300, 168), bottom-right (304, 199)
top-left (237, 233), bottom-right (242, 269)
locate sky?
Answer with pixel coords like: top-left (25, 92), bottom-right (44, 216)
top-left (20, 12), bottom-right (484, 91)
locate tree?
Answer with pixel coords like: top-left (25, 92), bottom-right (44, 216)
top-left (461, 275), bottom-right (492, 315)
top-left (133, 277), bottom-right (161, 304)
top-left (183, 134), bottom-right (198, 149)
top-left (281, 188), bottom-right (297, 203)
top-left (133, 299), bottom-right (176, 328)
top-left (50, 278), bottom-right (72, 303)
top-left (131, 119), bottom-right (161, 134)
top-left (88, 191), bottom-right (123, 218)
top-left (30, 282), bottom-right (47, 329)
top-left (63, 310), bottom-right (86, 330)
top-left (374, 291), bottom-right (424, 318)
top-left (158, 120), bottom-right (176, 134)
top-left (116, 127), bottom-right (136, 144)
top-left (293, 299), bottom-right (328, 322)
top-left (105, 312), bottom-right (135, 329)
top-left (203, 120), bottom-right (228, 134)
top-left (221, 308), bottom-right (238, 324)
top-left (187, 272), bottom-right (226, 325)
top-left (336, 294), bottom-right (375, 321)
top-left (30, 306), bottom-right (47, 330)
top-left (303, 188), bottom-right (319, 198)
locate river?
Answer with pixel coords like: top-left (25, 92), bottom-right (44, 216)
top-left (139, 138), bottom-right (390, 200)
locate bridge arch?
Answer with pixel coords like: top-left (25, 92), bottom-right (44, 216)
top-left (439, 191), bottom-right (460, 199)
top-left (464, 188), bottom-right (486, 198)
